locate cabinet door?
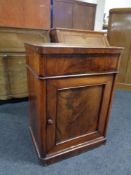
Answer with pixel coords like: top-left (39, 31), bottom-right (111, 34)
top-left (73, 2), bottom-right (96, 30)
top-left (53, 0), bottom-right (73, 28)
top-left (46, 75), bottom-right (114, 154)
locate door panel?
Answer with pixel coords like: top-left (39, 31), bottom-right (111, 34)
top-left (46, 75), bottom-right (114, 154)
top-left (53, 0), bottom-right (73, 28)
top-left (73, 3), bottom-right (96, 30)
top-left (56, 85), bottom-right (103, 144)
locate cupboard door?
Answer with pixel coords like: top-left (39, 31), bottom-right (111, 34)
top-left (53, 0), bottom-right (73, 28)
top-left (73, 2), bottom-right (96, 30)
top-left (46, 75), bottom-right (114, 154)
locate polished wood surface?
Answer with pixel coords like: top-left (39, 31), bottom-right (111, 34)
top-left (108, 8), bottom-right (131, 90)
top-left (52, 0), bottom-right (96, 30)
top-left (0, 0), bottom-right (50, 29)
top-left (0, 27), bottom-right (49, 100)
top-left (73, 1), bottom-right (96, 30)
top-left (56, 85), bottom-right (103, 143)
top-left (25, 43), bottom-right (122, 164)
top-left (46, 75), bottom-right (113, 154)
top-left (50, 28), bottom-right (109, 47)
top-left (0, 0), bottom-right (96, 30)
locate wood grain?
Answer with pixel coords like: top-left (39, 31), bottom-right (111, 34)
top-left (25, 43), bottom-right (122, 164)
top-left (56, 85), bottom-right (103, 143)
top-left (50, 28), bottom-right (109, 47)
top-left (0, 27), bottom-right (49, 100)
top-left (108, 8), bottom-right (131, 90)
top-left (52, 0), bottom-right (96, 30)
top-left (0, 0), bottom-right (50, 29)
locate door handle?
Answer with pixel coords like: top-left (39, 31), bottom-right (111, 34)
top-left (47, 118), bottom-right (53, 125)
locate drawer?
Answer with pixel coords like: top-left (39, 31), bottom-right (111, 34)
top-left (46, 54), bottom-right (119, 76)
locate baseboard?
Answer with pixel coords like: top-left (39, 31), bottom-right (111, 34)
top-left (115, 83), bottom-right (131, 91)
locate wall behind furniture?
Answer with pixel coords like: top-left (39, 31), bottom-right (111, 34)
top-left (94, 0), bottom-right (105, 31)
top-left (104, 0), bottom-right (131, 17)
top-left (0, 0), bottom-right (50, 29)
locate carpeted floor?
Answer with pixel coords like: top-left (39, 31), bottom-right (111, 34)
top-left (0, 90), bottom-right (131, 175)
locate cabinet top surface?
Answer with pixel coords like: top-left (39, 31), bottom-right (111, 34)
top-left (110, 8), bottom-right (131, 14)
top-left (25, 43), bottom-right (123, 55)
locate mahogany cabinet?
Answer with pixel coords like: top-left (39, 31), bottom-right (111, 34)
top-left (51, 0), bottom-right (96, 30)
top-left (25, 43), bottom-right (122, 164)
top-left (107, 8), bottom-right (131, 90)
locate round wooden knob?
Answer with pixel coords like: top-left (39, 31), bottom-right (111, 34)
top-left (47, 118), bottom-right (53, 125)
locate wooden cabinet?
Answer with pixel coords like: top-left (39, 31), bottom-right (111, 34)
top-left (0, 0), bottom-right (96, 30)
top-left (107, 8), bottom-right (131, 90)
top-left (52, 0), bottom-right (73, 28)
top-left (0, 0), bottom-right (50, 29)
top-left (73, 1), bottom-right (96, 30)
top-left (52, 0), bottom-right (96, 30)
top-left (50, 28), bottom-right (109, 46)
top-left (0, 27), bottom-right (49, 100)
top-left (25, 43), bottom-right (122, 164)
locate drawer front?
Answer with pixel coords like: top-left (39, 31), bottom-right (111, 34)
top-left (46, 75), bottom-right (114, 154)
top-left (46, 54), bottom-right (119, 76)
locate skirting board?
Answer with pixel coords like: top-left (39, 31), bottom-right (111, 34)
top-left (115, 83), bottom-right (131, 91)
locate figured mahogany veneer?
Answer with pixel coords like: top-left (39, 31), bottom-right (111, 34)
top-left (25, 43), bottom-right (123, 165)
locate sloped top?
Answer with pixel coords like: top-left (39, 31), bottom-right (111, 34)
top-left (50, 28), bottom-right (110, 47)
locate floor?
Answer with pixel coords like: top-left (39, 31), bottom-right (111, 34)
top-left (0, 90), bottom-right (131, 175)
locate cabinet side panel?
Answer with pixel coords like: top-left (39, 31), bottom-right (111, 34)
top-left (108, 10), bottom-right (131, 87)
top-left (125, 45), bottom-right (131, 83)
top-left (26, 47), bottom-right (47, 156)
top-left (27, 69), bottom-right (46, 156)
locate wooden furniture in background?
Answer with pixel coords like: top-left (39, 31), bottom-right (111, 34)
top-left (108, 8), bottom-right (131, 90)
top-left (51, 0), bottom-right (96, 30)
top-left (0, 0), bottom-right (96, 30)
top-left (50, 28), bottom-right (109, 46)
top-left (0, 27), bottom-right (49, 100)
top-left (25, 42), bottom-right (122, 164)
top-left (0, 0), bottom-right (50, 29)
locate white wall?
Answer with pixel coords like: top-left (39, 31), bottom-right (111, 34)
top-left (94, 0), bottom-right (131, 31)
top-left (104, 0), bottom-right (131, 16)
top-left (94, 0), bottom-right (105, 31)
